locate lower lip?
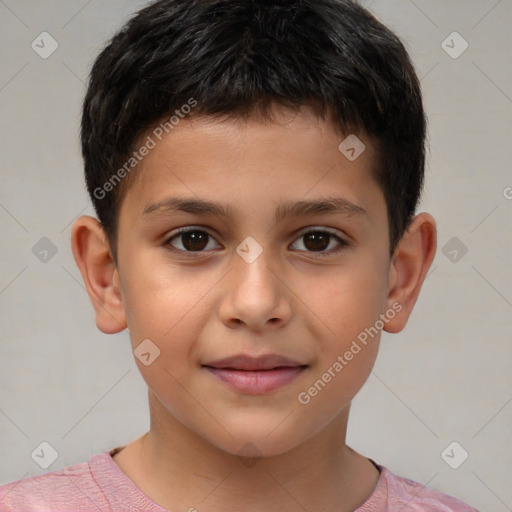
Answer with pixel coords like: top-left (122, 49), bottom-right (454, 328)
top-left (203, 366), bottom-right (307, 394)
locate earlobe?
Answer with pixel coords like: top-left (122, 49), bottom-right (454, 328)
top-left (383, 212), bottom-right (437, 334)
top-left (71, 215), bottom-right (127, 334)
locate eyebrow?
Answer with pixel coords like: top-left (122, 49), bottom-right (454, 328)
top-left (142, 196), bottom-right (368, 223)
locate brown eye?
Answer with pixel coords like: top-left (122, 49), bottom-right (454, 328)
top-left (180, 231), bottom-right (209, 251)
top-left (290, 229), bottom-right (347, 256)
top-left (302, 232), bottom-right (330, 251)
top-left (166, 229), bottom-right (221, 252)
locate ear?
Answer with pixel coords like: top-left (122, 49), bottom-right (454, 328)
top-left (71, 215), bottom-right (127, 334)
top-left (383, 212), bottom-right (437, 333)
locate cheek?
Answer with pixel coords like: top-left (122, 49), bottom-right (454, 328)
top-left (296, 342), bottom-right (378, 435)
top-left (124, 286), bottom-right (208, 408)
top-left (310, 256), bottom-right (388, 402)
top-left (118, 264), bottom-right (213, 400)
top-left (294, 258), bottom-right (388, 347)
top-left (119, 251), bottom-right (212, 340)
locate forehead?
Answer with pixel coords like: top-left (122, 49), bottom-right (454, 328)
top-left (119, 107), bottom-right (385, 226)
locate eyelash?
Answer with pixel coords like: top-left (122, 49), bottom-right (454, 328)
top-left (164, 226), bottom-right (349, 257)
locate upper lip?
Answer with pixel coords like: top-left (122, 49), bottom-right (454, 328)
top-left (202, 354), bottom-right (307, 371)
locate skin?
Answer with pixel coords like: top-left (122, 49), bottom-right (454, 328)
top-left (72, 105), bottom-right (436, 512)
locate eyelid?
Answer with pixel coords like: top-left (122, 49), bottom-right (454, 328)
top-left (291, 226), bottom-right (349, 256)
top-left (295, 225), bottom-right (343, 238)
top-left (164, 225), bottom-right (349, 256)
top-left (165, 226), bottom-right (222, 252)
top-left (169, 225), bottom-right (216, 238)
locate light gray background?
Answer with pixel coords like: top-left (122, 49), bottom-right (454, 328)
top-left (0, 1), bottom-right (511, 510)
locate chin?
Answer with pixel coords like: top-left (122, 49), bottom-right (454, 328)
top-left (199, 421), bottom-right (313, 460)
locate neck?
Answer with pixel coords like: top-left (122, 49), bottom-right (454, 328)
top-left (113, 390), bottom-right (379, 512)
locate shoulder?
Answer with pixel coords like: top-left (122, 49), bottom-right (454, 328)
top-left (0, 453), bottom-right (109, 512)
top-left (376, 465), bottom-right (480, 512)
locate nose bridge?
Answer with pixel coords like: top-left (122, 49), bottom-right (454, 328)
top-left (233, 236), bottom-right (278, 299)
top-left (219, 236), bottom-right (292, 330)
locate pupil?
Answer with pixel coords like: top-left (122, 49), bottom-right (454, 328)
top-left (184, 231), bottom-right (208, 251)
top-left (180, 231), bottom-right (330, 252)
top-left (304, 232), bottom-right (329, 251)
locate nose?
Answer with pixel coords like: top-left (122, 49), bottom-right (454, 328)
top-left (218, 247), bottom-right (293, 332)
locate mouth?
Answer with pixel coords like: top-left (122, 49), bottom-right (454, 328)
top-left (202, 354), bottom-right (308, 394)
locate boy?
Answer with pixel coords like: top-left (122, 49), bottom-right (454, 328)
top-left (0, 0), bottom-right (479, 510)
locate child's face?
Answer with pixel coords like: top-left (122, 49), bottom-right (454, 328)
top-left (114, 107), bottom-right (395, 456)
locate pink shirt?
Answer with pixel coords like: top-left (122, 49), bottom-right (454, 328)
top-left (0, 447), bottom-right (479, 511)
